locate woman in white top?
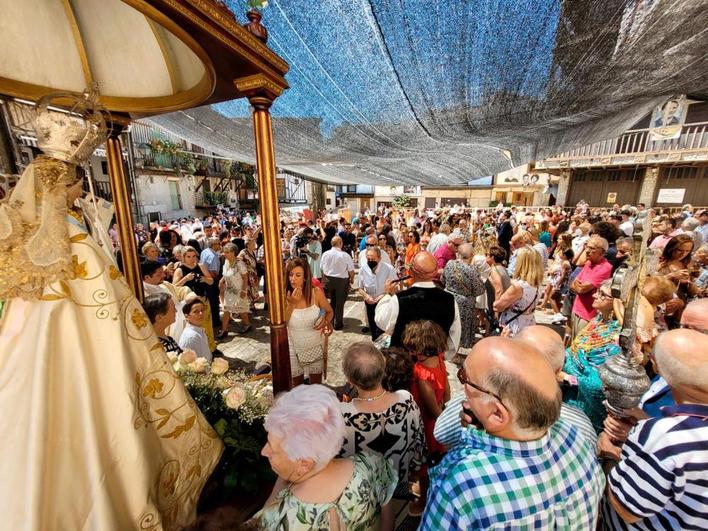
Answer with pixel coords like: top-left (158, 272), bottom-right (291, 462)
top-left (219, 243), bottom-right (251, 337)
top-left (494, 246), bottom-right (543, 337)
top-left (284, 258), bottom-right (334, 386)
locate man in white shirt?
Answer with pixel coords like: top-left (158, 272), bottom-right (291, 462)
top-left (376, 251), bottom-right (461, 359)
top-left (320, 236), bottom-right (355, 330)
top-left (572, 222), bottom-right (592, 258)
top-left (427, 223), bottom-right (451, 254)
top-left (142, 261), bottom-right (196, 341)
top-left (619, 210), bottom-right (634, 237)
top-left (358, 247), bottom-right (398, 340)
top-left (358, 235), bottom-right (392, 268)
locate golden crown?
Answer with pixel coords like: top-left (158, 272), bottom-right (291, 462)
top-left (31, 84), bottom-right (108, 164)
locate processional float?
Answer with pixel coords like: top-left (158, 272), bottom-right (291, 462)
top-left (599, 213), bottom-right (655, 444)
top-left (0, 0), bottom-right (293, 391)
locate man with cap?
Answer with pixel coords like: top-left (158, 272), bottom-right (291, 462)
top-left (375, 251), bottom-right (461, 358)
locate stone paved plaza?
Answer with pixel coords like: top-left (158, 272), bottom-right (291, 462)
top-left (218, 287), bottom-right (376, 388)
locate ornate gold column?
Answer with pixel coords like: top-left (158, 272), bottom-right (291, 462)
top-left (106, 122), bottom-right (143, 301)
top-left (236, 75), bottom-right (291, 392)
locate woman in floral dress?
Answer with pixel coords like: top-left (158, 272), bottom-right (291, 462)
top-left (255, 385), bottom-right (396, 530)
top-left (441, 244), bottom-right (485, 349)
top-left (239, 237), bottom-right (260, 309)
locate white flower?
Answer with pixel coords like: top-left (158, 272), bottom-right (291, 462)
top-left (224, 384), bottom-right (246, 410)
top-left (178, 349), bottom-right (197, 365)
top-left (211, 357), bottom-right (229, 375)
top-left (188, 357), bottom-right (209, 373)
top-left (166, 351), bottom-right (178, 364)
top-left (258, 385), bottom-right (274, 406)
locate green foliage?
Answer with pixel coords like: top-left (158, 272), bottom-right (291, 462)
top-left (179, 370), bottom-right (274, 494)
top-left (246, 0), bottom-right (269, 10)
top-left (178, 152), bottom-right (197, 174)
top-left (392, 194), bottom-right (411, 208)
top-left (203, 190), bottom-right (229, 206)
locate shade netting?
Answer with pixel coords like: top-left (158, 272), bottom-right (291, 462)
top-left (149, 0), bottom-right (708, 185)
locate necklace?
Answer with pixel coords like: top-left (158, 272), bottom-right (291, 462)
top-left (352, 389), bottom-right (386, 402)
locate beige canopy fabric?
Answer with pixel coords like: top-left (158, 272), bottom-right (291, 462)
top-left (0, 0), bottom-right (214, 113)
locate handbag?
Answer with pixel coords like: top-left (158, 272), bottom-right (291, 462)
top-left (503, 292), bottom-right (538, 327)
top-left (294, 344), bottom-right (323, 366)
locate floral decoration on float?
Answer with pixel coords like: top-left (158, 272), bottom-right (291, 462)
top-left (169, 349), bottom-right (275, 494)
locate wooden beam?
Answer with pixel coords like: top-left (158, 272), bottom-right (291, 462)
top-left (193, 175), bottom-right (209, 193)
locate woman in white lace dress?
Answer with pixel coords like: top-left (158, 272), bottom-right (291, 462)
top-left (219, 243), bottom-right (251, 336)
top-left (284, 258), bottom-right (334, 385)
top-left (494, 246), bottom-right (543, 336)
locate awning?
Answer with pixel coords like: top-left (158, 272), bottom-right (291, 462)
top-left (150, 0), bottom-right (708, 186)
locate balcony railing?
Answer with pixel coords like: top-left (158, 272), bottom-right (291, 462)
top-left (83, 179), bottom-right (112, 202)
top-left (135, 149), bottom-right (181, 171)
top-left (195, 190), bottom-right (231, 208)
top-left (538, 122), bottom-right (708, 168)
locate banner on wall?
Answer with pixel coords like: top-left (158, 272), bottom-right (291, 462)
top-left (650, 95), bottom-right (688, 141)
top-left (656, 188), bottom-right (685, 204)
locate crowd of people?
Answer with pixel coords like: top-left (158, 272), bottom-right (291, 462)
top-left (135, 200), bottom-right (708, 529)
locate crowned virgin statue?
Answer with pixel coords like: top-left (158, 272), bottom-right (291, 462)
top-left (0, 90), bottom-right (222, 530)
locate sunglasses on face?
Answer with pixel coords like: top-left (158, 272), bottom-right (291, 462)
top-left (457, 367), bottom-right (506, 408)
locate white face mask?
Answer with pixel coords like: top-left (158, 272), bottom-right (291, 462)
top-left (574, 229), bottom-right (582, 237)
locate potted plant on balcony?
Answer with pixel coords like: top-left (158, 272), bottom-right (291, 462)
top-left (178, 152), bottom-right (197, 175)
top-left (148, 138), bottom-right (179, 168)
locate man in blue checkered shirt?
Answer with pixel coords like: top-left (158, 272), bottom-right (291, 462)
top-left (420, 337), bottom-right (604, 529)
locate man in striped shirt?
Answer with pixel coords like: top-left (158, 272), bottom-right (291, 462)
top-left (599, 329), bottom-right (708, 530)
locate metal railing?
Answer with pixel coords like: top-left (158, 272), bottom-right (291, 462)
top-left (83, 179), bottom-right (112, 202)
top-left (547, 122), bottom-right (708, 160)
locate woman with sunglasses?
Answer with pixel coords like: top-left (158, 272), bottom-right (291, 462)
top-left (560, 279), bottom-right (622, 432)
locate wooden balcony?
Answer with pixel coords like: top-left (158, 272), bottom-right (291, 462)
top-left (537, 122), bottom-right (708, 170)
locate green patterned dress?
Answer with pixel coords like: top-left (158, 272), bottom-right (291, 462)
top-left (258, 452), bottom-right (396, 530)
top-left (562, 315), bottom-right (622, 432)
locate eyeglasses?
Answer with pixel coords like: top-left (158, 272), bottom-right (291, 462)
top-left (595, 291), bottom-right (612, 300)
top-left (680, 323), bottom-right (708, 335)
top-left (457, 367), bottom-right (505, 407)
top-left (366, 243), bottom-right (375, 247)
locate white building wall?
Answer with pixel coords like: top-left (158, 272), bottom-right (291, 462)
top-left (136, 174), bottom-right (195, 221)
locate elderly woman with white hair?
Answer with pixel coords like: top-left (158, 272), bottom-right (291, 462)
top-left (256, 385), bottom-right (396, 530)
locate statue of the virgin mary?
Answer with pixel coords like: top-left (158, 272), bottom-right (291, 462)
top-left (0, 90), bottom-right (222, 530)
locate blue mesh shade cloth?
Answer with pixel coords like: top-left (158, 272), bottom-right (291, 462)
top-left (149, 0), bottom-right (708, 185)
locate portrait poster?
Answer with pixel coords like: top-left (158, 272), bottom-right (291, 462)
top-left (650, 95), bottom-right (688, 141)
top-left (606, 192), bottom-right (617, 204)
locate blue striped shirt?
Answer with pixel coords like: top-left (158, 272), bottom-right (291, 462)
top-left (435, 393), bottom-right (598, 450)
top-left (605, 403), bottom-right (708, 530)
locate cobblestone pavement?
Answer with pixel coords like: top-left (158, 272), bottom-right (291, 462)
top-left (218, 277), bottom-right (565, 394)
top-left (218, 287), bottom-right (370, 388)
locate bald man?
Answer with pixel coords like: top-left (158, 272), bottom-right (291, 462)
top-left (600, 329), bottom-right (708, 530)
top-left (375, 251), bottom-right (461, 357)
top-left (421, 337), bottom-right (604, 529)
top-left (435, 325), bottom-right (597, 449)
